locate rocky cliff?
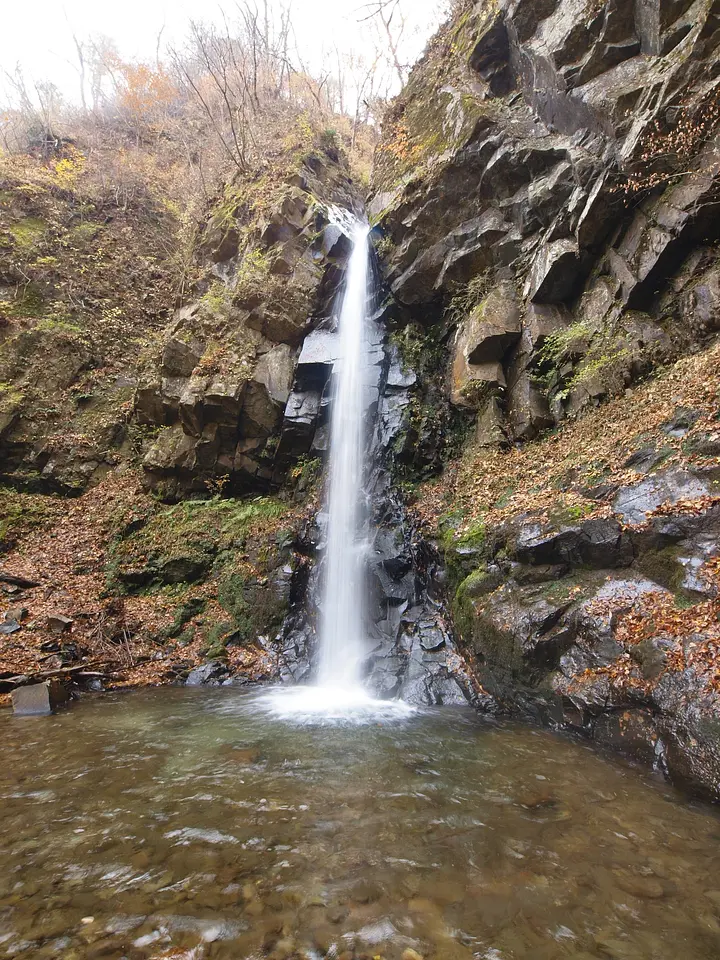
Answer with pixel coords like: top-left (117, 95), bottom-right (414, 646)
top-left (371, 0), bottom-right (720, 797)
top-left (135, 135), bottom-right (361, 500)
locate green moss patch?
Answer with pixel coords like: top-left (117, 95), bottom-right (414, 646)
top-left (0, 487), bottom-right (63, 553)
top-left (107, 495), bottom-right (288, 593)
top-left (8, 217), bottom-right (47, 250)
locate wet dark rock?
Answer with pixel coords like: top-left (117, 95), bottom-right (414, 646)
top-left (0, 620), bottom-right (21, 635)
top-left (514, 517), bottom-right (632, 568)
top-left (186, 661), bottom-right (230, 686)
top-left (11, 680), bottom-right (71, 716)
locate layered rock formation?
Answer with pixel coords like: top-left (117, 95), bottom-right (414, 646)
top-left (370, 0), bottom-right (720, 795)
top-left (136, 146), bottom-right (360, 498)
top-left (371, 0), bottom-right (719, 450)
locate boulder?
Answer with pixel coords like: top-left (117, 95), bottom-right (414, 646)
top-left (476, 395), bottom-right (507, 447)
top-left (524, 302), bottom-right (572, 349)
top-left (277, 389), bottom-right (323, 460)
top-left (161, 337), bottom-right (202, 378)
top-left (507, 370), bottom-right (553, 440)
top-left (451, 352), bottom-right (505, 409)
top-left (687, 266), bottom-right (720, 333)
top-left (527, 240), bottom-right (581, 303)
top-left (296, 329), bottom-right (341, 383)
top-left (203, 379), bottom-right (247, 425)
top-left (254, 344), bottom-right (297, 405)
top-left (186, 661), bottom-right (230, 686)
top-left (614, 468), bottom-right (710, 525)
top-left (178, 378), bottom-right (210, 437)
top-left (11, 680), bottom-right (71, 716)
top-left (143, 424), bottom-right (197, 473)
top-left (463, 284), bottom-right (521, 363)
top-left (241, 381), bottom-right (282, 438)
top-left (514, 518), bottom-right (633, 568)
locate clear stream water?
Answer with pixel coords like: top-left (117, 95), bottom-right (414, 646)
top-left (3, 687), bottom-right (720, 960)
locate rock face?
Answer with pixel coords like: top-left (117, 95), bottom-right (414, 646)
top-left (371, 0), bottom-right (720, 445)
top-left (136, 151), bottom-right (360, 499)
top-left (445, 464), bottom-right (720, 799)
top-left (362, 0), bottom-right (720, 792)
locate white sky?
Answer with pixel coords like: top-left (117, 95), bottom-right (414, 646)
top-left (0, 0), bottom-right (447, 104)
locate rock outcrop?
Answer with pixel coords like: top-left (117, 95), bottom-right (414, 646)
top-left (371, 0), bottom-right (720, 446)
top-left (369, 0), bottom-right (720, 795)
top-left (136, 147), bottom-right (360, 499)
top-left (446, 463), bottom-right (720, 797)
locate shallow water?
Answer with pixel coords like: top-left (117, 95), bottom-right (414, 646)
top-left (2, 689), bottom-right (720, 960)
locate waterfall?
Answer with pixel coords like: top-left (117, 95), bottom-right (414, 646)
top-left (317, 222), bottom-right (370, 689)
top-left (262, 214), bottom-right (414, 721)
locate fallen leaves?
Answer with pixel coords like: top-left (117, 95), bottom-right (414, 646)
top-left (0, 468), bottom-right (293, 702)
top-left (413, 341), bottom-right (720, 534)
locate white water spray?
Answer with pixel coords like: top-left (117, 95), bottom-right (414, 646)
top-left (262, 216), bottom-right (413, 722)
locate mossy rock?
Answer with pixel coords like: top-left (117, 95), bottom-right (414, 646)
top-left (106, 495), bottom-right (288, 593)
top-left (635, 546), bottom-right (694, 599)
top-left (0, 487), bottom-right (61, 553)
top-left (201, 620), bottom-right (236, 659)
top-left (8, 217), bottom-right (47, 250)
top-left (440, 519), bottom-right (493, 590)
top-left (454, 566), bottom-right (505, 606)
top-left (158, 555), bottom-right (211, 585)
top-left (217, 565), bottom-right (289, 643)
top-left (160, 597), bottom-right (207, 640)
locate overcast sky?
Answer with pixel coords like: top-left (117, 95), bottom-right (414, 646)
top-left (0, 0), bottom-right (447, 104)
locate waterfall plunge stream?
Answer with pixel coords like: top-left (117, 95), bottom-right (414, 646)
top-left (263, 218), bottom-right (413, 722)
top-left (317, 221), bottom-right (370, 690)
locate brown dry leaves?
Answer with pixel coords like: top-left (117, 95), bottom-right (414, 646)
top-left (0, 469), bottom-right (287, 701)
top-left (415, 342), bottom-right (720, 532)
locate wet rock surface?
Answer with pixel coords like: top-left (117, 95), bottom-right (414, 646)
top-left (274, 286), bottom-right (479, 707)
